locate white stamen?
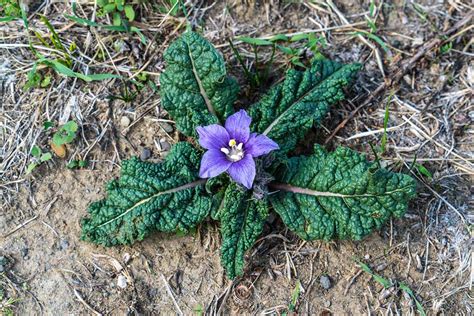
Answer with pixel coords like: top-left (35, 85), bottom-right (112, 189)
top-left (222, 141), bottom-right (245, 162)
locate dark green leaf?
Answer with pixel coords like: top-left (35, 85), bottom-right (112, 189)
top-left (160, 32), bottom-right (238, 137)
top-left (249, 59), bottom-right (361, 154)
top-left (31, 145), bottom-right (41, 158)
top-left (81, 142), bottom-right (212, 246)
top-left (270, 145), bottom-right (416, 241)
top-left (220, 183), bottom-right (269, 279)
top-left (43, 121), bottom-right (54, 130)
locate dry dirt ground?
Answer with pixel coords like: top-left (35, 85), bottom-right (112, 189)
top-left (1, 1), bottom-right (473, 315)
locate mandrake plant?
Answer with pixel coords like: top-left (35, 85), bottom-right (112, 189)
top-left (81, 31), bottom-right (416, 279)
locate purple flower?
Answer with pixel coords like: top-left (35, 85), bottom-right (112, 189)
top-left (197, 110), bottom-right (279, 189)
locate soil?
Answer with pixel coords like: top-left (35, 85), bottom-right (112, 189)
top-left (1, 1), bottom-right (472, 315)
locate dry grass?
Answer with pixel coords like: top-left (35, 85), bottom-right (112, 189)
top-left (1, 0), bottom-right (472, 314)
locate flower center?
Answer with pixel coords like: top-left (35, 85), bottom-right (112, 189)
top-left (221, 139), bottom-right (244, 162)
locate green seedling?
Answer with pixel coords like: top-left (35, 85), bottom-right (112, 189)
top-left (358, 261), bottom-right (426, 316)
top-left (97, 0), bottom-right (136, 27)
top-left (66, 2), bottom-right (146, 44)
top-left (158, 0), bottom-right (180, 16)
top-left (52, 121), bottom-right (78, 146)
top-left (26, 145), bottom-right (53, 174)
top-left (67, 159), bottom-right (88, 169)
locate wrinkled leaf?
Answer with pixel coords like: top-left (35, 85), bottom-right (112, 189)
top-left (270, 145), bottom-right (416, 240)
top-left (220, 183), bottom-right (268, 279)
top-left (249, 59), bottom-right (361, 154)
top-left (81, 142), bottom-right (213, 246)
top-left (160, 31), bottom-right (238, 137)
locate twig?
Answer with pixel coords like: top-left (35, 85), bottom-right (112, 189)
top-left (325, 11), bottom-right (474, 144)
top-left (160, 273), bottom-right (183, 316)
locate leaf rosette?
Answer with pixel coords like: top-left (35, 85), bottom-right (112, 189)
top-left (81, 32), bottom-right (416, 279)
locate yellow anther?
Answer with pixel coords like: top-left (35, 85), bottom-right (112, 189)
top-left (229, 139), bottom-right (237, 147)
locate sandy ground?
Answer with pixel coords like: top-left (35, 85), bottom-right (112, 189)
top-left (1, 0), bottom-right (472, 314)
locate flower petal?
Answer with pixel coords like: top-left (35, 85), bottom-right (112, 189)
top-left (196, 125), bottom-right (230, 150)
top-left (225, 109), bottom-right (251, 143)
top-left (245, 133), bottom-right (279, 157)
top-left (227, 154), bottom-right (256, 189)
top-left (199, 149), bottom-right (232, 178)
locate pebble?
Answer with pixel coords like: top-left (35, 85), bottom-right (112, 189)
top-left (159, 139), bottom-right (171, 151)
top-left (0, 256), bottom-right (6, 273)
top-left (160, 122), bottom-right (174, 133)
top-left (21, 247), bottom-right (29, 259)
top-left (117, 275), bottom-right (128, 289)
top-left (120, 116), bottom-right (131, 128)
top-left (59, 239), bottom-right (69, 250)
top-left (320, 275), bottom-right (332, 289)
top-left (140, 148), bottom-right (152, 161)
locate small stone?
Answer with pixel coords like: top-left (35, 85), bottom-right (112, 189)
top-left (21, 247), bottom-right (29, 258)
top-left (120, 116), bottom-right (131, 128)
top-left (159, 139), bottom-right (171, 151)
top-left (117, 275), bottom-right (128, 289)
top-left (59, 239), bottom-right (69, 250)
top-left (468, 111), bottom-right (474, 120)
top-left (320, 275), bottom-right (332, 289)
top-left (140, 148), bottom-right (152, 161)
top-left (0, 256), bottom-right (6, 272)
top-left (160, 122), bottom-right (174, 133)
top-left (324, 300), bottom-right (331, 308)
top-left (123, 253), bottom-right (131, 264)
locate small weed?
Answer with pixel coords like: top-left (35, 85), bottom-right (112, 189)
top-left (52, 121), bottom-right (78, 147)
top-left (66, 159), bottom-right (88, 169)
top-left (26, 145), bottom-right (53, 174)
top-left (0, 0), bottom-right (21, 18)
top-left (25, 15), bottom-right (119, 89)
top-left (193, 304), bottom-right (204, 316)
top-left (158, 0), bottom-right (180, 16)
top-left (282, 279), bottom-right (302, 315)
top-left (66, 2), bottom-right (146, 44)
top-left (232, 32), bottom-right (326, 88)
top-left (97, 0), bottom-right (137, 27)
top-left (358, 261), bottom-right (426, 316)
top-left (440, 42), bottom-right (452, 54)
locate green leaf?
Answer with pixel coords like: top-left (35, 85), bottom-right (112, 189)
top-left (357, 261), bottom-right (392, 288)
top-left (415, 163), bottom-right (432, 179)
top-left (237, 36), bottom-right (273, 46)
top-left (31, 145), bottom-right (41, 158)
top-left (63, 121), bottom-right (78, 132)
top-left (270, 145), bottom-right (416, 241)
top-left (81, 142), bottom-right (212, 246)
top-left (160, 31), bottom-right (239, 137)
top-left (112, 12), bottom-right (121, 26)
top-left (43, 121), bottom-right (54, 130)
top-left (248, 59), bottom-right (361, 154)
top-left (220, 183), bottom-right (269, 279)
top-left (26, 162), bottom-right (38, 174)
top-left (104, 3), bottom-right (116, 13)
top-left (40, 152), bottom-right (53, 162)
top-left (124, 5), bottom-right (135, 21)
top-left (67, 160), bottom-right (79, 169)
